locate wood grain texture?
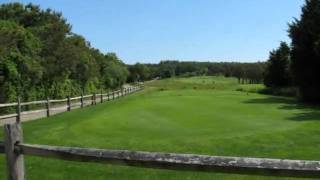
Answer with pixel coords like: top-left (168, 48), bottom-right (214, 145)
top-left (16, 143), bottom-right (320, 178)
top-left (4, 124), bottom-right (25, 180)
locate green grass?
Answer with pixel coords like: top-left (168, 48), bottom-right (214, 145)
top-left (1, 76), bottom-right (320, 179)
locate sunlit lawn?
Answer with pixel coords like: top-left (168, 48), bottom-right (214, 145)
top-left (1, 76), bottom-right (320, 179)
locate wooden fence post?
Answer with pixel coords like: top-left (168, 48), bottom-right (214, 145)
top-left (80, 93), bottom-right (84, 108)
top-left (46, 97), bottom-right (50, 117)
top-left (94, 93), bottom-right (97, 105)
top-left (91, 94), bottom-right (94, 105)
top-left (100, 90), bottom-right (103, 103)
top-left (107, 91), bottom-right (110, 101)
top-left (4, 123), bottom-right (25, 180)
top-left (67, 96), bottom-right (71, 111)
top-left (16, 97), bottom-right (21, 124)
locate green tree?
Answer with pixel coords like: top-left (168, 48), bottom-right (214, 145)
top-left (156, 61), bottom-right (176, 78)
top-left (264, 42), bottom-right (291, 88)
top-left (0, 20), bottom-right (43, 103)
top-left (289, 0), bottom-right (320, 102)
top-left (128, 63), bottom-right (150, 82)
top-left (0, 3), bottom-right (130, 102)
top-left (100, 53), bottom-right (129, 89)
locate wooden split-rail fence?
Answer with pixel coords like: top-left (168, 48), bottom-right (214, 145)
top-left (1, 84), bottom-right (320, 179)
top-left (0, 84), bottom-right (144, 124)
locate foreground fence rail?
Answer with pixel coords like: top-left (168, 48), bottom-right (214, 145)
top-left (0, 84), bottom-right (144, 124)
top-left (0, 123), bottom-right (320, 179)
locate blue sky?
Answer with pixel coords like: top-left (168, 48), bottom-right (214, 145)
top-left (1, 0), bottom-right (304, 64)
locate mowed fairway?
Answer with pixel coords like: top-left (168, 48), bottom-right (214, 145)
top-left (1, 76), bottom-right (320, 179)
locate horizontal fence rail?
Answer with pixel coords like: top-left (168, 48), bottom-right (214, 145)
top-left (0, 138), bottom-right (320, 179)
top-left (49, 98), bottom-right (68, 103)
top-left (0, 84), bottom-right (144, 124)
top-left (21, 100), bottom-right (47, 106)
top-left (0, 103), bottom-right (18, 108)
top-left (0, 113), bottom-right (18, 120)
top-left (15, 145), bottom-right (320, 178)
top-left (0, 84), bottom-right (143, 108)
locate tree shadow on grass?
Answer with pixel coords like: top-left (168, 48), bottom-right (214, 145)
top-left (243, 96), bottom-right (320, 122)
top-left (287, 111), bottom-right (320, 121)
top-left (244, 96), bottom-right (296, 105)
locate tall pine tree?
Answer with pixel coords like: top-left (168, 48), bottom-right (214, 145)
top-left (264, 42), bottom-right (291, 88)
top-left (289, 0), bottom-right (320, 102)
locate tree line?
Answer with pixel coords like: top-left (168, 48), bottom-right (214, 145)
top-left (263, 0), bottom-right (320, 103)
top-left (4, 1), bottom-right (319, 104)
top-left (128, 61), bottom-right (265, 84)
top-left (0, 3), bottom-right (128, 103)
top-left (0, 3), bottom-right (265, 105)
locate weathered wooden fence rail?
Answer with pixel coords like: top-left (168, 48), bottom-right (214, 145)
top-left (0, 123), bottom-right (320, 179)
top-left (0, 84), bottom-right (144, 123)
